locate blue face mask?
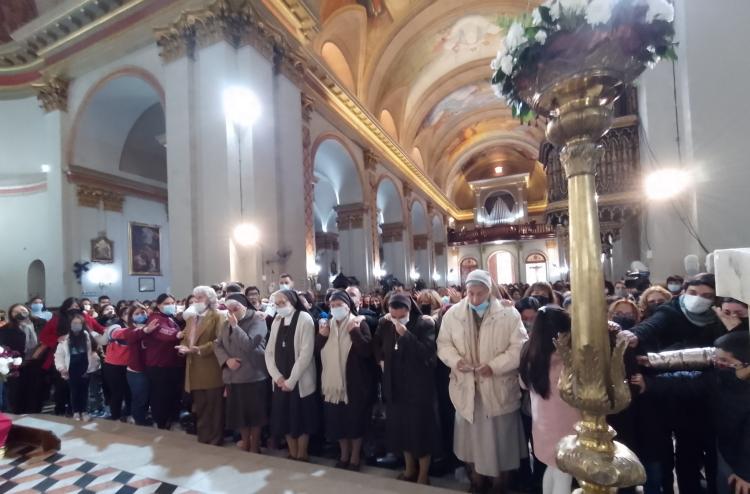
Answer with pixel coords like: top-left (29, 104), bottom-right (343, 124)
top-left (470, 300), bottom-right (489, 315)
top-left (161, 304), bottom-right (176, 316)
top-left (31, 303), bottom-right (43, 313)
top-left (133, 314), bottom-right (148, 324)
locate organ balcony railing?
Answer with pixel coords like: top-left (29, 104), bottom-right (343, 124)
top-left (447, 223), bottom-right (557, 245)
top-left (540, 116), bottom-right (640, 204)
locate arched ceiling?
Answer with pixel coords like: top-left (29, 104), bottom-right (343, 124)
top-left (309, 0), bottom-right (547, 215)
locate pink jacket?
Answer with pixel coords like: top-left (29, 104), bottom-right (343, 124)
top-left (527, 352), bottom-right (580, 467)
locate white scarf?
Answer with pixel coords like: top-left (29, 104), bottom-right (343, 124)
top-left (320, 313), bottom-right (354, 404)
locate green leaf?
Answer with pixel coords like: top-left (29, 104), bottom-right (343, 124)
top-left (664, 45), bottom-right (678, 61)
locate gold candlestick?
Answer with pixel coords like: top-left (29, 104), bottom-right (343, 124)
top-left (515, 36), bottom-right (650, 492)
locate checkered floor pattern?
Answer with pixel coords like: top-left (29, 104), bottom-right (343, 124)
top-left (0, 446), bottom-right (203, 494)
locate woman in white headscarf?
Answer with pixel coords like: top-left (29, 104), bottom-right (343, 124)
top-left (437, 269), bottom-right (529, 493)
top-left (318, 290), bottom-right (376, 471)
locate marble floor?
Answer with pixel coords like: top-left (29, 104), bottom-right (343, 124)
top-left (4, 415), bottom-right (458, 493)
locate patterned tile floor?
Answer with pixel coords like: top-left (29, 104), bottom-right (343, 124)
top-left (0, 446), bottom-right (203, 494)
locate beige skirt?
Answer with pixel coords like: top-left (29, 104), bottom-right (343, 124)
top-left (454, 395), bottom-right (528, 477)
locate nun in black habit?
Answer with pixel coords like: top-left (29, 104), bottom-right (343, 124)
top-left (373, 292), bottom-right (439, 485)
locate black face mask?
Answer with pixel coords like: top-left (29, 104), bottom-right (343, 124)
top-left (533, 295), bottom-right (550, 306)
top-left (14, 313), bottom-right (29, 322)
top-left (613, 315), bottom-right (636, 330)
top-left (420, 304), bottom-right (432, 315)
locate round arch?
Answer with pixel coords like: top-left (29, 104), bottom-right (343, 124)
top-left (27, 259), bottom-right (45, 300)
top-left (311, 133), bottom-right (367, 201)
top-left (375, 175), bottom-right (404, 224)
top-left (66, 66), bottom-right (165, 166)
top-left (487, 249), bottom-right (517, 285)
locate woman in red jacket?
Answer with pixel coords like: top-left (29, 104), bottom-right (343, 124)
top-left (39, 298), bottom-right (104, 415)
top-left (139, 294), bottom-right (185, 429)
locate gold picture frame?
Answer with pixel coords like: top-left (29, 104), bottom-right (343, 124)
top-left (90, 234), bottom-right (114, 263)
top-left (128, 222), bottom-right (161, 275)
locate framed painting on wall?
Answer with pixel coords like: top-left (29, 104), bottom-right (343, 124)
top-left (138, 277), bottom-right (155, 293)
top-left (91, 233), bottom-right (114, 263)
top-left (129, 222), bottom-right (161, 275)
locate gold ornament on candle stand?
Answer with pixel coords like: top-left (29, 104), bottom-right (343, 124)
top-left (491, 1), bottom-right (677, 492)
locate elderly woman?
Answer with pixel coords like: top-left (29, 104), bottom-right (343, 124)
top-left (214, 293), bottom-right (269, 453)
top-left (318, 290), bottom-right (375, 471)
top-left (437, 269), bottom-right (528, 493)
top-left (177, 286), bottom-right (225, 445)
top-left (265, 289), bottom-right (318, 461)
top-left (373, 292), bottom-right (437, 485)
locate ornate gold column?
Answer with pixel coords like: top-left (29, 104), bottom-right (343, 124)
top-left (532, 79), bottom-right (645, 493)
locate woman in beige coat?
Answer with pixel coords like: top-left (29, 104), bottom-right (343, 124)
top-left (437, 269), bottom-right (528, 493)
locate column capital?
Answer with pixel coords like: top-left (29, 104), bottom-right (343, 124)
top-left (434, 242), bottom-right (445, 256)
top-left (363, 149), bottom-right (378, 172)
top-left (315, 232), bottom-right (339, 251)
top-left (381, 222), bottom-right (404, 243)
top-left (32, 76), bottom-right (69, 113)
top-left (76, 185), bottom-right (124, 212)
top-left (335, 202), bottom-right (368, 231)
top-left (413, 233), bottom-right (428, 251)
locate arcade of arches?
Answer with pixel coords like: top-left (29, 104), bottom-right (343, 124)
top-left (2, 0), bottom-right (750, 492)
top-left (3, 1), bottom-right (747, 307)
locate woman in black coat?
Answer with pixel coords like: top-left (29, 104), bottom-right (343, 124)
top-left (373, 292), bottom-right (438, 485)
top-left (317, 290), bottom-right (376, 471)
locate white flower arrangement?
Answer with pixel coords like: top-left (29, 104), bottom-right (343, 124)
top-left (491, 0), bottom-right (676, 122)
top-left (0, 347), bottom-right (22, 382)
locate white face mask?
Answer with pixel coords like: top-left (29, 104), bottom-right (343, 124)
top-left (398, 316), bottom-right (410, 325)
top-left (277, 305), bottom-right (294, 318)
top-left (331, 306), bottom-right (350, 321)
top-left (279, 283), bottom-right (290, 291)
top-left (682, 294), bottom-right (713, 314)
top-left (192, 302), bottom-right (206, 314)
top-left (668, 283), bottom-right (682, 293)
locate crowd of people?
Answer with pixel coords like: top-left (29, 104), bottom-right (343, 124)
top-left (0, 270), bottom-right (748, 494)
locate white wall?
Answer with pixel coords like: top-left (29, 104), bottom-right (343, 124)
top-left (0, 97), bottom-right (66, 309)
top-left (640, 1), bottom-right (750, 281)
top-left (72, 195), bottom-right (171, 301)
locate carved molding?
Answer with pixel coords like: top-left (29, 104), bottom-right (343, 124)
top-left (413, 234), bottom-right (428, 251)
top-left (381, 222), bottom-right (404, 243)
top-left (154, 0), bottom-right (306, 82)
top-left (76, 185), bottom-right (124, 212)
top-left (335, 202), bottom-right (368, 231)
top-left (301, 93), bottom-right (314, 122)
top-left (32, 76), bottom-right (69, 113)
top-left (315, 232), bottom-right (339, 251)
top-left (66, 164), bottom-right (168, 205)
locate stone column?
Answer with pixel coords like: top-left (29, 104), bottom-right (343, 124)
top-left (34, 77), bottom-right (69, 303)
top-left (335, 202), bottom-right (373, 287)
top-left (413, 234), bottom-right (430, 283)
top-left (381, 222), bottom-right (407, 283)
top-left (363, 149), bottom-right (381, 283)
top-left (315, 232), bottom-right (339, 291)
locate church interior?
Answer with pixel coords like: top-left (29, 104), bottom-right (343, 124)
top-left (1, 0), bottom-right (750, 493)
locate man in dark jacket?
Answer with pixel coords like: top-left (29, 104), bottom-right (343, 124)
top-left (623, 273), bottom-right (725, 494)
top-left (637, 331), bottom-right (750, 494)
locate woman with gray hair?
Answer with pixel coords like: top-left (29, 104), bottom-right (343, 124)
top-left (437, 269), bottom-right (529, 493)
top-left (177, 285), bottom-right (225, 445)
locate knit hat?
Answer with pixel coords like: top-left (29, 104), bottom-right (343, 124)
top-left (389, 293), bottom-right (411, 309)
top-left (466, 269), bottom-right (492, 289)
top-left (225, 293), bottom-right (250, 308)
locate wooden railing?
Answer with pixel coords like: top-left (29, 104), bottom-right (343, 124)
top-left (447, 223), bottom-right (557, 245)
top-left (540, 121), bottom-right (640, 203)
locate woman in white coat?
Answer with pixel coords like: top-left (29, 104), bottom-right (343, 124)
top-left (265, 289), bottom-right (319, 461)
top-left (437, 269), bottom-right (529, 493)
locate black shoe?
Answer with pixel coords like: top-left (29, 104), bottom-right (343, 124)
top-left (334, 460), bottom-right (349, 469)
